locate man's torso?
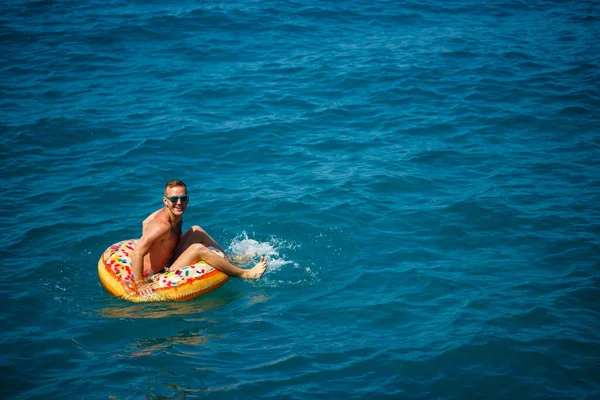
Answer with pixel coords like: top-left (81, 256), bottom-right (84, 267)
top-left (142, 208), bottom-right (182, 276)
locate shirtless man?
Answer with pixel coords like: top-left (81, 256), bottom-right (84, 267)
top-left (132, 179), bottom-right (267, 297)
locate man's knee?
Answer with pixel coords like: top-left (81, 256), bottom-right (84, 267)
top-left (191, 225), bottom-right (212, 243)
top-left (188, 242), bottom-right (209, 258)
top-left (191, 225), bottom-right (205, 234)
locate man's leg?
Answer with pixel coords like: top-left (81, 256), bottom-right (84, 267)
top-left (173, 225), bottom-right (225, 259)
top-left (171, 226), bottom-right (266, 279)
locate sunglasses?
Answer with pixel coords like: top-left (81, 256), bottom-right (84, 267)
top-left (165, 195), bottom-right (189, 203)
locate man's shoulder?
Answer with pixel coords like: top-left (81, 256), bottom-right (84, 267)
top-left (143, 209), bottom-right (171, 235)
top-left (151, 211), bottom-right (171, 227)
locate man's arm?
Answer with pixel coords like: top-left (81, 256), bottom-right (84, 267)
top-left (131, 222), bottom-right (168, 296)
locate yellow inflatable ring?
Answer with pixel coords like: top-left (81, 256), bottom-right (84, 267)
top-left (98, 239), bottom-right (229, 302)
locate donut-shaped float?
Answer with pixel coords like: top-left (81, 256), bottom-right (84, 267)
top-left (98, 239), bottom-right (229, 302)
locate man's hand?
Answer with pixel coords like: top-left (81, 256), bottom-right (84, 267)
top-left (135, 280), bottom-right (153, 297)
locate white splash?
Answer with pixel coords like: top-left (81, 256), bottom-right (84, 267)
top-left (227, 231), bottom-right (299, 272)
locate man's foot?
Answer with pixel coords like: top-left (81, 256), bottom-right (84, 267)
top-left (241, 257), bottom-right (267, 279)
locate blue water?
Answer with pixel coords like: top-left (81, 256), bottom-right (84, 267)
top-left (1, 0), bottom-right (599, 398)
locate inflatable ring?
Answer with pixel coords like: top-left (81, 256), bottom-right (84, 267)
top-left (98, 239), bottom-right (229, 302)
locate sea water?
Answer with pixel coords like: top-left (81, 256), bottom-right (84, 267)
top-left (1, 0), bottom-right (599, 398)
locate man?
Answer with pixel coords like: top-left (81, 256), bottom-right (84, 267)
top-left (132, 179), bottom-right (267, 297)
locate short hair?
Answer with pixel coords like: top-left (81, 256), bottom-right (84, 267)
top-left (164, 179), bottom-right (187, 195)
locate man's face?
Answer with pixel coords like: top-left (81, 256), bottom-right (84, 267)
top-left (163, 185), bottom-right (188, 216)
